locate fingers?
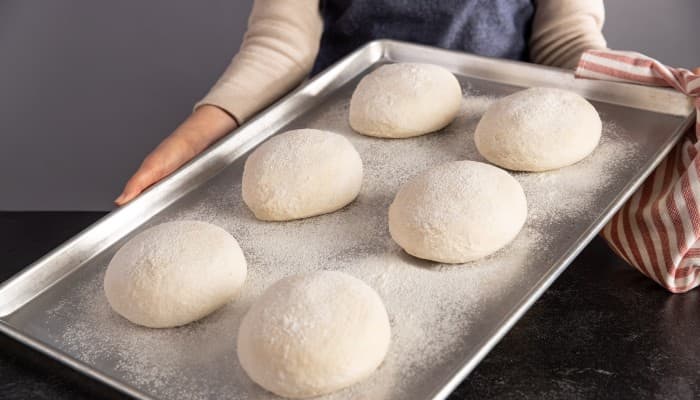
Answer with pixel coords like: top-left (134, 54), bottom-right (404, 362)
top-left (115, 137), bottom-right (193, 206)
top-left (693, 67), bottom-right (700, 75)
top-left (115, 156), bottom-right (168, 205)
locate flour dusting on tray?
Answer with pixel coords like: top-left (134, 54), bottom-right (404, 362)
top-left (45, 85), bottom-right (641, 400)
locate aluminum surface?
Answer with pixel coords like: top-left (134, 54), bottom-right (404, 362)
top-left (0, 41), bottom-right (695, 400)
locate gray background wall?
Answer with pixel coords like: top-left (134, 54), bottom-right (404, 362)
top-left (1, 1), bottom-right (698, 211)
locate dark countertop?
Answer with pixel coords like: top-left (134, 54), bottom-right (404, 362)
top-left (1, 212), bottom-right (698, 400)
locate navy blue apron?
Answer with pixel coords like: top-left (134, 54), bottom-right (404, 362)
top-left (312, 0), bottom-right (534, 74)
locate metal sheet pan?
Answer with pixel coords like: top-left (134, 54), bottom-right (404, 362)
top-left (0, 40), bottom-right (695, 400)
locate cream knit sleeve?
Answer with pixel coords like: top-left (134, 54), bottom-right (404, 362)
top-left (530, 0), bottom-right (608, 69)
top-left (195, 0), bottom-right (322, 123)
top-left (198, 0), bottom-right (605, 123)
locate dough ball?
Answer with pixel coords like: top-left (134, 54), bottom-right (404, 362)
top-left (389, 161), bottom-right (527, 263)
top-left (474, 87), bottom-right (602, 172)
top-left (237, 271), bottom-right (391, 398)
top-left (104, 221), bottom-right (247, 328)
top-left (242, 129), bottom-right (363, 221)
top-left (349, 63), bottom-right (462, 138)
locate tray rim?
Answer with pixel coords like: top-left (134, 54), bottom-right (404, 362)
top-left (0, 39), bottom-right (696, 400)
top-left (379, 40), bottom-right (693, 116)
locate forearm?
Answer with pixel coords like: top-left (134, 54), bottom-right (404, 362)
top-left (195, 0), bottom-right (322, 123)
top-left (529, 0), bottom-right (607, 69)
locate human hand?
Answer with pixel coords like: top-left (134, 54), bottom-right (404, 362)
top-left (114, 105), bottom-right (238, 205)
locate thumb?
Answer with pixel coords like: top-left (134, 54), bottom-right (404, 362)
top-left (693, 67), bottom-right (700, 75)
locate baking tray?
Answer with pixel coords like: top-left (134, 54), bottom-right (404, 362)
top-left (0, 40), bottom-right (695, 400)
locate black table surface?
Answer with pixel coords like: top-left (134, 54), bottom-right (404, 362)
top-left (1, 212), bottom-right (698, 400)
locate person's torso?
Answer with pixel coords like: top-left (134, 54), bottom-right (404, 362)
top-left (313, 0), bottom-right (534, 73)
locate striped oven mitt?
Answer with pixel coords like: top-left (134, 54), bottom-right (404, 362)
top-left (575, 50), bottom-right (700, 293)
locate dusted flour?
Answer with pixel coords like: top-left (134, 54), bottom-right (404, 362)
top-left (45, 84), bottom-right (641, 400)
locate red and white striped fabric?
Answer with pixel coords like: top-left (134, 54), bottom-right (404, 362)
top-left (575, 49), bottom-right (700, 293)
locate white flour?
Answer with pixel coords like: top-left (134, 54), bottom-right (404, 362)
top-left (44, 86), bottom-right (641, 400)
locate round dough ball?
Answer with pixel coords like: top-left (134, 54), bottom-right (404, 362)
top-left (104, 221), bottom-right (247, 328)
top-left (242, 129), bottom-right (363, 221)
top-left (474, 87), bottom-right (602, 172)
top-left (237, 271), bottom-right (391, 398)
top-left (389, 161), bottom-right (527, 263)
top-left (349, 63), bottom-right (462, 138)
